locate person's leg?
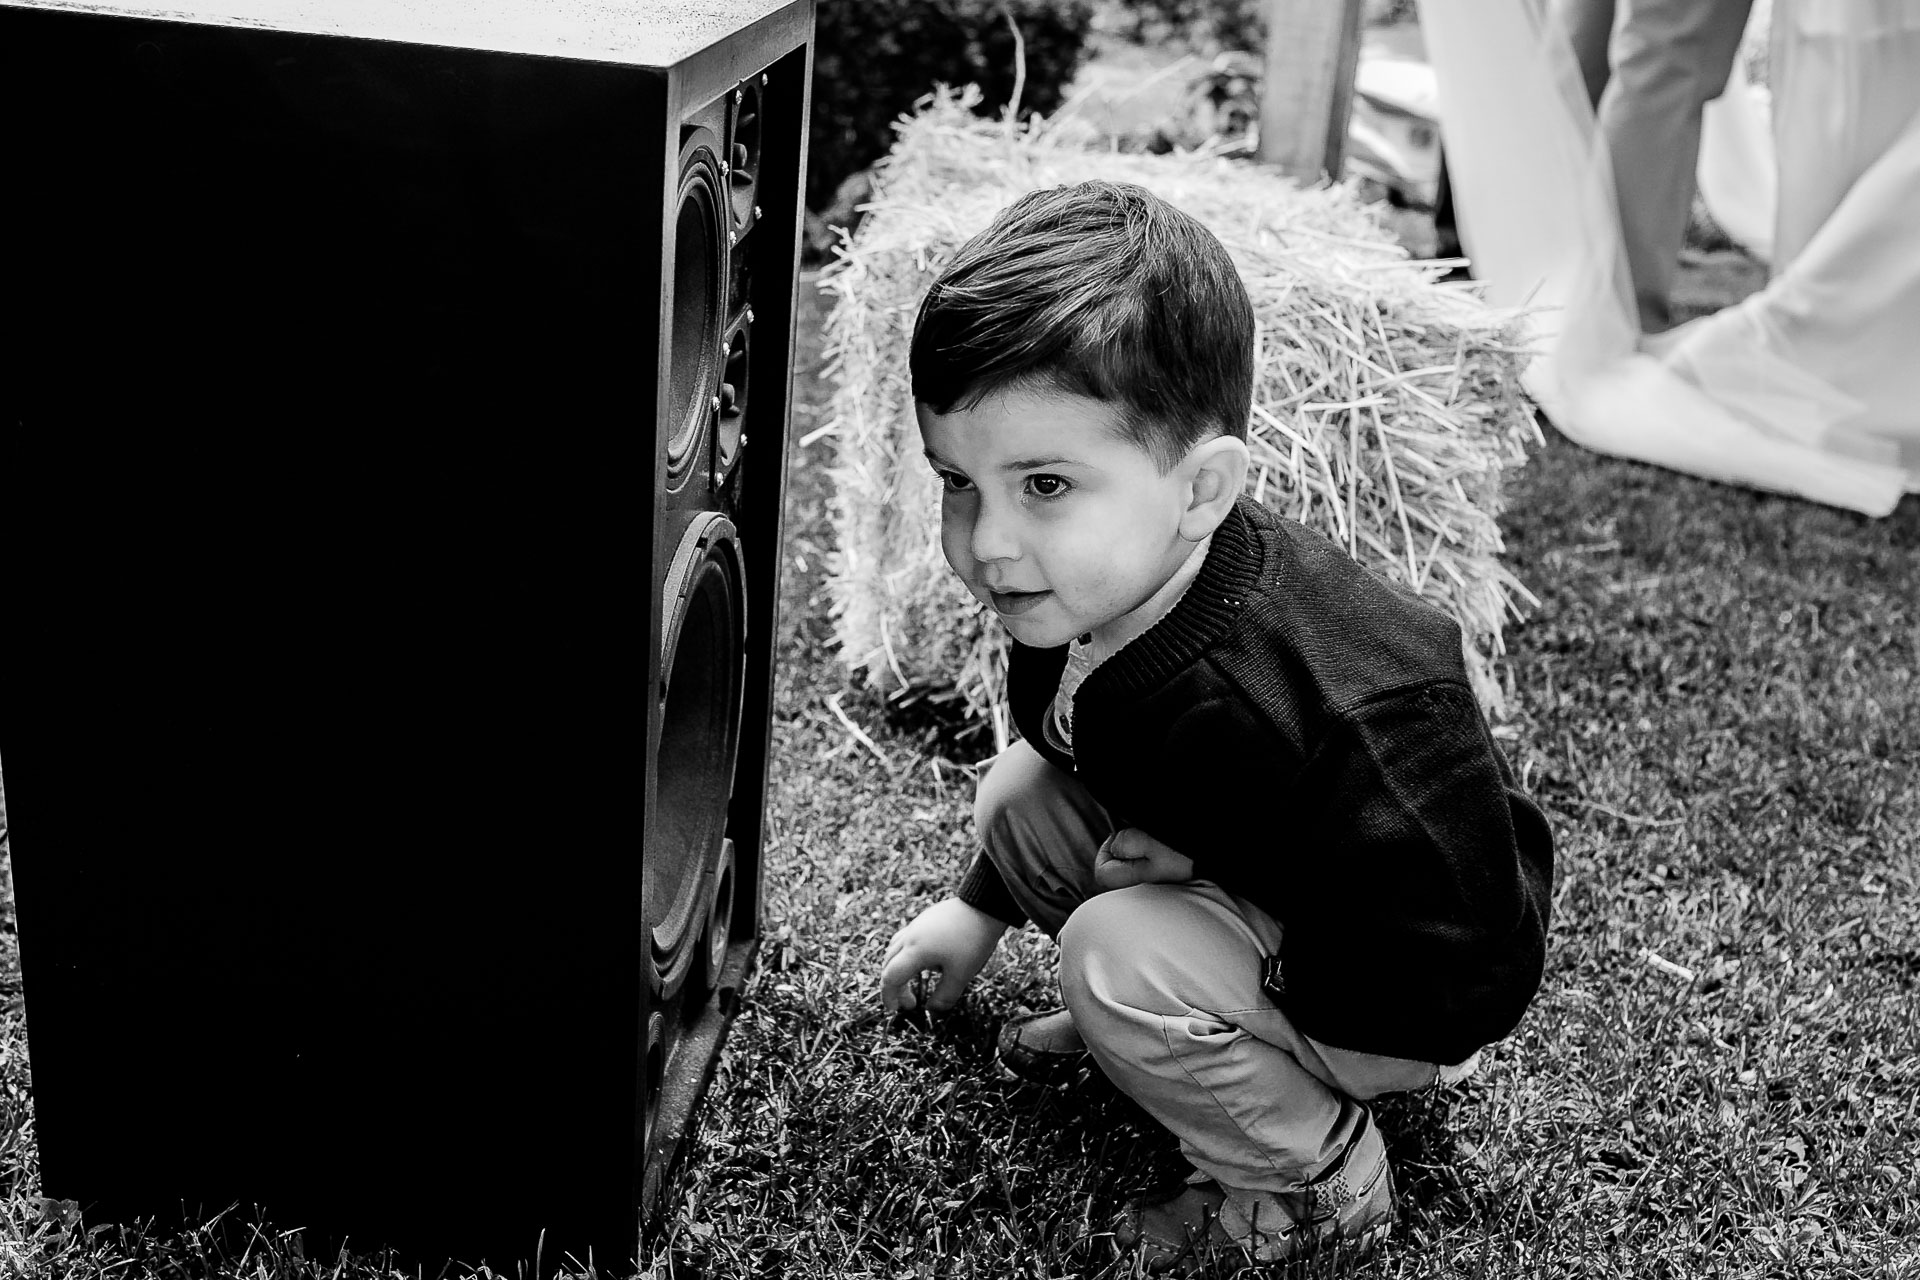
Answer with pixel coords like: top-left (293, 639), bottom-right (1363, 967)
top-left (972, 739), bottom-right (1110, 938)
top-left (1549, 0), bottom-right (1617, 108)
top-left (1058, 882), bottom-right (1442, 1260)
top-left (1061, 882), bottom-right (1410, 1187)
top-left (971, 740), bottom-right (1114, 1071)
top-left (1600, 0), bottom-right (1753, 331)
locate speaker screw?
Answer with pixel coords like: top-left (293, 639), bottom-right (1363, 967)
top-left (746, 308), bottom-right (755, 325)
top-left (761, 73), bottom-right (769, 86)
top-left (729, 231), bottom-right (737, 246)
top-left (740, 433), bottom-right (749, 449)
top-left (711, 395), bottom-right (722, 413)
top-left (735, 88), bottom-right (744, 104)
top-left (720, 160), bottom-right (730, 176)
top-left (752, 204), bottom-right (762, 221)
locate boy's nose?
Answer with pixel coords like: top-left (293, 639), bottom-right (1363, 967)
top-left (968, 504), bottom-right (1020, 564)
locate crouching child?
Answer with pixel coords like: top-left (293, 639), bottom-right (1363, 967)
top-left (876, 180), bottom-right (1554, 1271)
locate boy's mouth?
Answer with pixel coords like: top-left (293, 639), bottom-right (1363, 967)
top-left (988, 588), bottom-right (1051, 616)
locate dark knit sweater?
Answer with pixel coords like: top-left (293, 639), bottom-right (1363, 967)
top-left (957, 496), bottom-right (1554, 1065)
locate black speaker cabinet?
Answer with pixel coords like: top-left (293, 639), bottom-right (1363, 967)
top-left (0, 0), bottom-right (812, 1271)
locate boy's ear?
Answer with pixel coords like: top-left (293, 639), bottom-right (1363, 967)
top-left (1178, 435), bottom-right (1249, 542)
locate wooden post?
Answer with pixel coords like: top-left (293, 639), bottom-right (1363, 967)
top-left (1256, 0), bottom-right (1365, 181)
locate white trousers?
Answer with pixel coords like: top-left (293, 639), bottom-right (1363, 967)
top-left (975, 741), bottom-right (1466, 1193)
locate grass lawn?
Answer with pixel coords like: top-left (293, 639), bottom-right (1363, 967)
top-left (3, 246), bottom-right (1916, 1278)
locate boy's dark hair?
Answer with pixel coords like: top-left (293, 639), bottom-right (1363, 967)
top-left (910, 180), bottom-right (1255, 469)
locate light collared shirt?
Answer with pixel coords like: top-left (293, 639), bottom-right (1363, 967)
top-left (1044, 534), bottom-right (1213, 757)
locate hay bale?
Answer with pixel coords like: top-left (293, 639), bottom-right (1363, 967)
top-left (820, 87), bottom-right (1539, 750)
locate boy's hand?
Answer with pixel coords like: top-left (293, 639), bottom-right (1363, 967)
top-left (879, 897), bottom-right (1008, 1014)
top-left (1094, 827), bottom-right (1195, 891)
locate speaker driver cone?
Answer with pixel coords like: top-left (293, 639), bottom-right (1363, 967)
top-left (716, 323), bottom-right (749, 479)
top-left (645, 515), bottom-right (747, 1000)
top-left (665, 143), bottom-right (725, 491)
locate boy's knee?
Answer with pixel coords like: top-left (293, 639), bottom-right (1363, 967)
top-left (971, 746), bottom-right (1033, 848)
top-left (1059, 885), bottom-right (1181, 1010)
top-left (1061, 883), bottom-right (1277, 1026)
top-left (972, 740), bottom-right (1101, 871)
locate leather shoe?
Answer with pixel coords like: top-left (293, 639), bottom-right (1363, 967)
top-left (994, 1007), bottom-right (1091, 1087)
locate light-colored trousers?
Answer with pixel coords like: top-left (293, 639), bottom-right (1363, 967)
top-left (1552, 0), bottom-right (1756, 331)
top-left (976, 741), bottom-right (1467, 1193)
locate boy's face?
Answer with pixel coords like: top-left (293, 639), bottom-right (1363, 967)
top-left (917, 384), bottom-right (1199, 650)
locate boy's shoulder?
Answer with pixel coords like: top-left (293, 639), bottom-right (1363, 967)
top-left (1240, 497), bottom-right (1421, 601)
top-left (1217, 496), bottom-right (1465, 710)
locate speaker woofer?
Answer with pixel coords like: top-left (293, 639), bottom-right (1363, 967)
top-left (645, 514), bottom-right (746, 1001)
top-left (665, 141), bottom-right (724, 492)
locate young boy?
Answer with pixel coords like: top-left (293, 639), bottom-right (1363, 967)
top-left (876, 180), bottom-right (1554, 1270)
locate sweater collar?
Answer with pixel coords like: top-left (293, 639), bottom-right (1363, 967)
top-left (1084, 496), bottom-right (1265, 700)
top-left (1085, 532), bottom-right (1212, 664)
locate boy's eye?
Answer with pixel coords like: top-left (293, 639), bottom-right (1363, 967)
top-left (1026, 474), bottom-right (1070, 498)
top-left (937, 470), bottom-right (973, 492)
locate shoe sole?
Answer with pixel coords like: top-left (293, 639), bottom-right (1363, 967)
top-left (994, 1050), bottom-right (1091, 1088)
top-left (995, 1011), bottom-right (1092, 1087)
